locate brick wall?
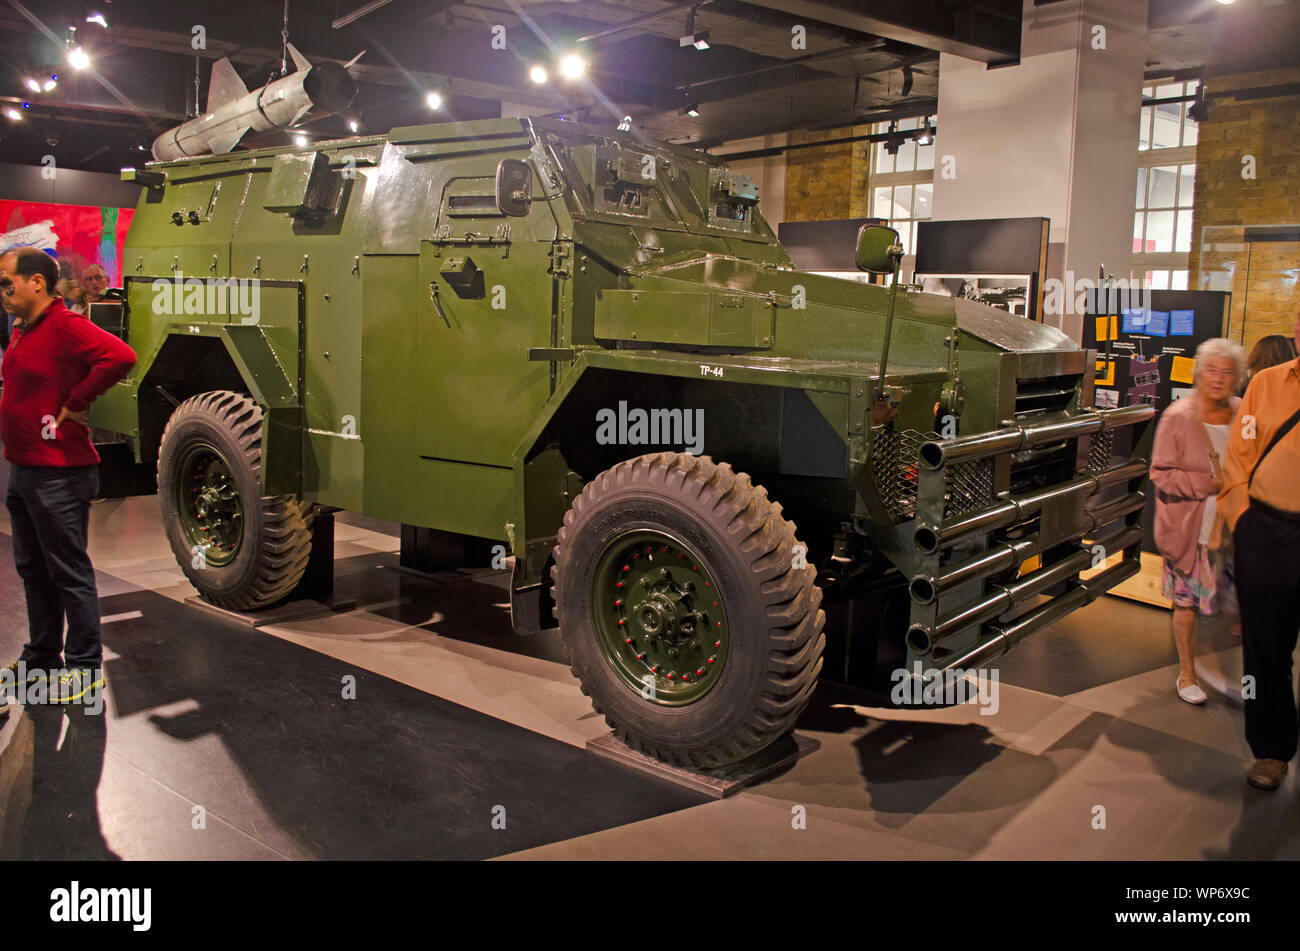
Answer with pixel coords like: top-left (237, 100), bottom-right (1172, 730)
top-left (1189, 67), bottom-right (1300, 349)
top-left (782, 126), bottom-right (872, 221)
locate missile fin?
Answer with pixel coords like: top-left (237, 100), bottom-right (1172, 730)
top-left (208, 125), bottom-right (251, 154)
top-left (287, 43), bottom-right (312, 73)
top-left (289, 104), bottom-right (311, 127)
top-left (206, 58), bottom-right (250, 112)
top-left (344, 50), bottom-right (366, 69)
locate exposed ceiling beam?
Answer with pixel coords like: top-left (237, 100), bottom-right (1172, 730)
top-left (332, 0), bottom-right (400, 30)
top-left (736, 0), bottom-right (1021, 64)
top-left (577, 0), bottom-right (715, 43)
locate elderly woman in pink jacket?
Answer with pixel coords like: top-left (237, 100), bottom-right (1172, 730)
top-left (1150, 338), bottom-right (1246, 704)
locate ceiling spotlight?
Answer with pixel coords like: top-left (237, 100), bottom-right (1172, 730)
top-left (684, 102), bottom-right (701, 118)
top-left (883, 120), bottom-right (904, 155)
top-left (617, 115), bottom-right (632, 131)
top-left (348, 119), bottom-right (359, 132)
top-left (559, 54), bottom-right (585, 80)
top-left (43, 78), bottom-right (57, 92)
top-left (1215, 0), bottom-right (1235, 4)
top-left (5, 109), bottom-right (21, 121)
top-left (1188, 94), bottom-right (1211, 123)
top-left (916, 119), bottom-right (933, 146)
top-left (86, 12), bottom-right (109, 28)
top-left (425, 90), bottom-right (443, 110)
top-left (680, 7), bottom-right (709, 50)
top-left (529, 65), bottom-right (548, 84)
top-left (25, 77), bottom-right (40, 93)
top-left (293, 133), bottom-right (309, 146)
top-left (67, 46), bottom-right (90, 70)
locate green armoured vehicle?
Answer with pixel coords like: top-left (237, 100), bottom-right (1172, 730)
top-left (95, 116), bottom-right (1153, 768)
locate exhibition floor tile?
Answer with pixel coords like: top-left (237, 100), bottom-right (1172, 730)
top-left (0, 460), bottom-right (1295, 861)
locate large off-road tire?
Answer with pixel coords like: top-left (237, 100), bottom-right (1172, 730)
top-left (157, 390), bottom-right (313, 611)
top-left (552, 452), bottom-right (825, 768)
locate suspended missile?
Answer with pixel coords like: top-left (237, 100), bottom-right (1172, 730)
top-left (151, 44), bottom-right (362, 162)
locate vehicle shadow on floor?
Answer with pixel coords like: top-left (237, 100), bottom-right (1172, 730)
top-left (2, 583), bottom-right (707, 860)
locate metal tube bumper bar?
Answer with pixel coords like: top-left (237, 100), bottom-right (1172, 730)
top-left (928, 556), bottom-right (1142, 674)
top-left (919, 405), bottom-right (1155, 471)
top-left (909, 526), bottom-right (1143, 643)
top-left (910, 490), bottom-right (1146, 603)
top-left (913, 461), bottom-right (1147, 554)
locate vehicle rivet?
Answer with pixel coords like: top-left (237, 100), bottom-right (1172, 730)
top-left (697, 668), bottom-right (705, 676)
top-left (637, 653), bottom-right (645, 661)
top-left (623, 564), bottom-right (629, 571)
top-left (666, 673), bottom-right (674, 680)
top-left (707, 657), bottom-right (715, 664)
top-left (617, 619), bottom-right (624, 626)
top-left (625, 637), bottom-right (632, 644)
top-left (714, 641), bottom-right (721, 648)
top-left (615, 599), bottom-right (622, 606)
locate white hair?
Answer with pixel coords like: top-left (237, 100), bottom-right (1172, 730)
top-left (1193, 337), bottom-right (1247, 390)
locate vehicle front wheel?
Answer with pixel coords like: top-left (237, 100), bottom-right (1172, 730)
top-left (157, 390), bottom-right (313, 610)
top-left (552, 452), bottom-right (825, 768)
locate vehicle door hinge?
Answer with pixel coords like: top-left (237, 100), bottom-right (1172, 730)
top-left (548, 242), bottom-right (572, 279)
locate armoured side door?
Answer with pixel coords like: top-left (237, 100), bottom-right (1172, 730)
top-left (415, 159), bottom-right (557, 467)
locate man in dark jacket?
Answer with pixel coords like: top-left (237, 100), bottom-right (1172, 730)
top-left (0, 246), bottom-right (136, 706)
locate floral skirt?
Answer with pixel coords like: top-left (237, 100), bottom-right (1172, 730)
top-left (1162, 544), bottom-right (1238, 615)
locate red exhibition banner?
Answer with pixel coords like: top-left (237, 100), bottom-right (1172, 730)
top-left (0, 200), bottom-right (135, 286)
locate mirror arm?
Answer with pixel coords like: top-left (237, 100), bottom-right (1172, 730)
top-left (874, 244), bottom-right (905, 406)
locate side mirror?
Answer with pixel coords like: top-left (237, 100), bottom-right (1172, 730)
top-left (855, 224), bottom-right (903, 274)
top-left (495, 159), bottom-right (533, 217)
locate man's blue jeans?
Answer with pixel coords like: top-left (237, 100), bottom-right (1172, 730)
top-left (5, 465), bottom-right (102, 669)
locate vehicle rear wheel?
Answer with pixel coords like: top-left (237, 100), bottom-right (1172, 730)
top-left (552, 452), bottom-right (825, 768)
top-left (157, 390), bottom-right (313, 610)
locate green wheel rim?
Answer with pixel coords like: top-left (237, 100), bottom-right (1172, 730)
top-left (591, 530), bottom-right (730, 706)
top-left (176, 442), bottom-right (245, 567)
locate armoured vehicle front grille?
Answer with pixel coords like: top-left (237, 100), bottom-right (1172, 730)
top-left (1086, 428), bottom-right (1115, 472)
top-left (1013, 374), bottom-right (1079, 418)
top-left (872, 427), bottom-right (994, 521)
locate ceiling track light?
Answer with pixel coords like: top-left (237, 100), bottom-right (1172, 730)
top-left (680, 7), bottom-right (709, 50)
top-left (1188, 92), bottom-right (1211, 123)
top-left (884, 120), bottom-right (904, 155)
top-left (683, 86), bottom-right (701, 117)
top-left (915, 118), bottom-right (934, 145)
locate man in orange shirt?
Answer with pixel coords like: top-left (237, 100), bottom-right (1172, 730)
top-left (1220, 311), bottom-right (1300, 791)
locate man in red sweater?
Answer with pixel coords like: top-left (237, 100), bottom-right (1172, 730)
top-left (0, 247), bottom-right (135, 706)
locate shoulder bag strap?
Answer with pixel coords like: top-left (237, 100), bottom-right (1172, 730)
top-left (1250, 405), bottom-right (1300, 488)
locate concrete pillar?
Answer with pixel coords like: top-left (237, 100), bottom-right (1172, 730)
top-left (931, 0), bottom-right (1148, 341)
